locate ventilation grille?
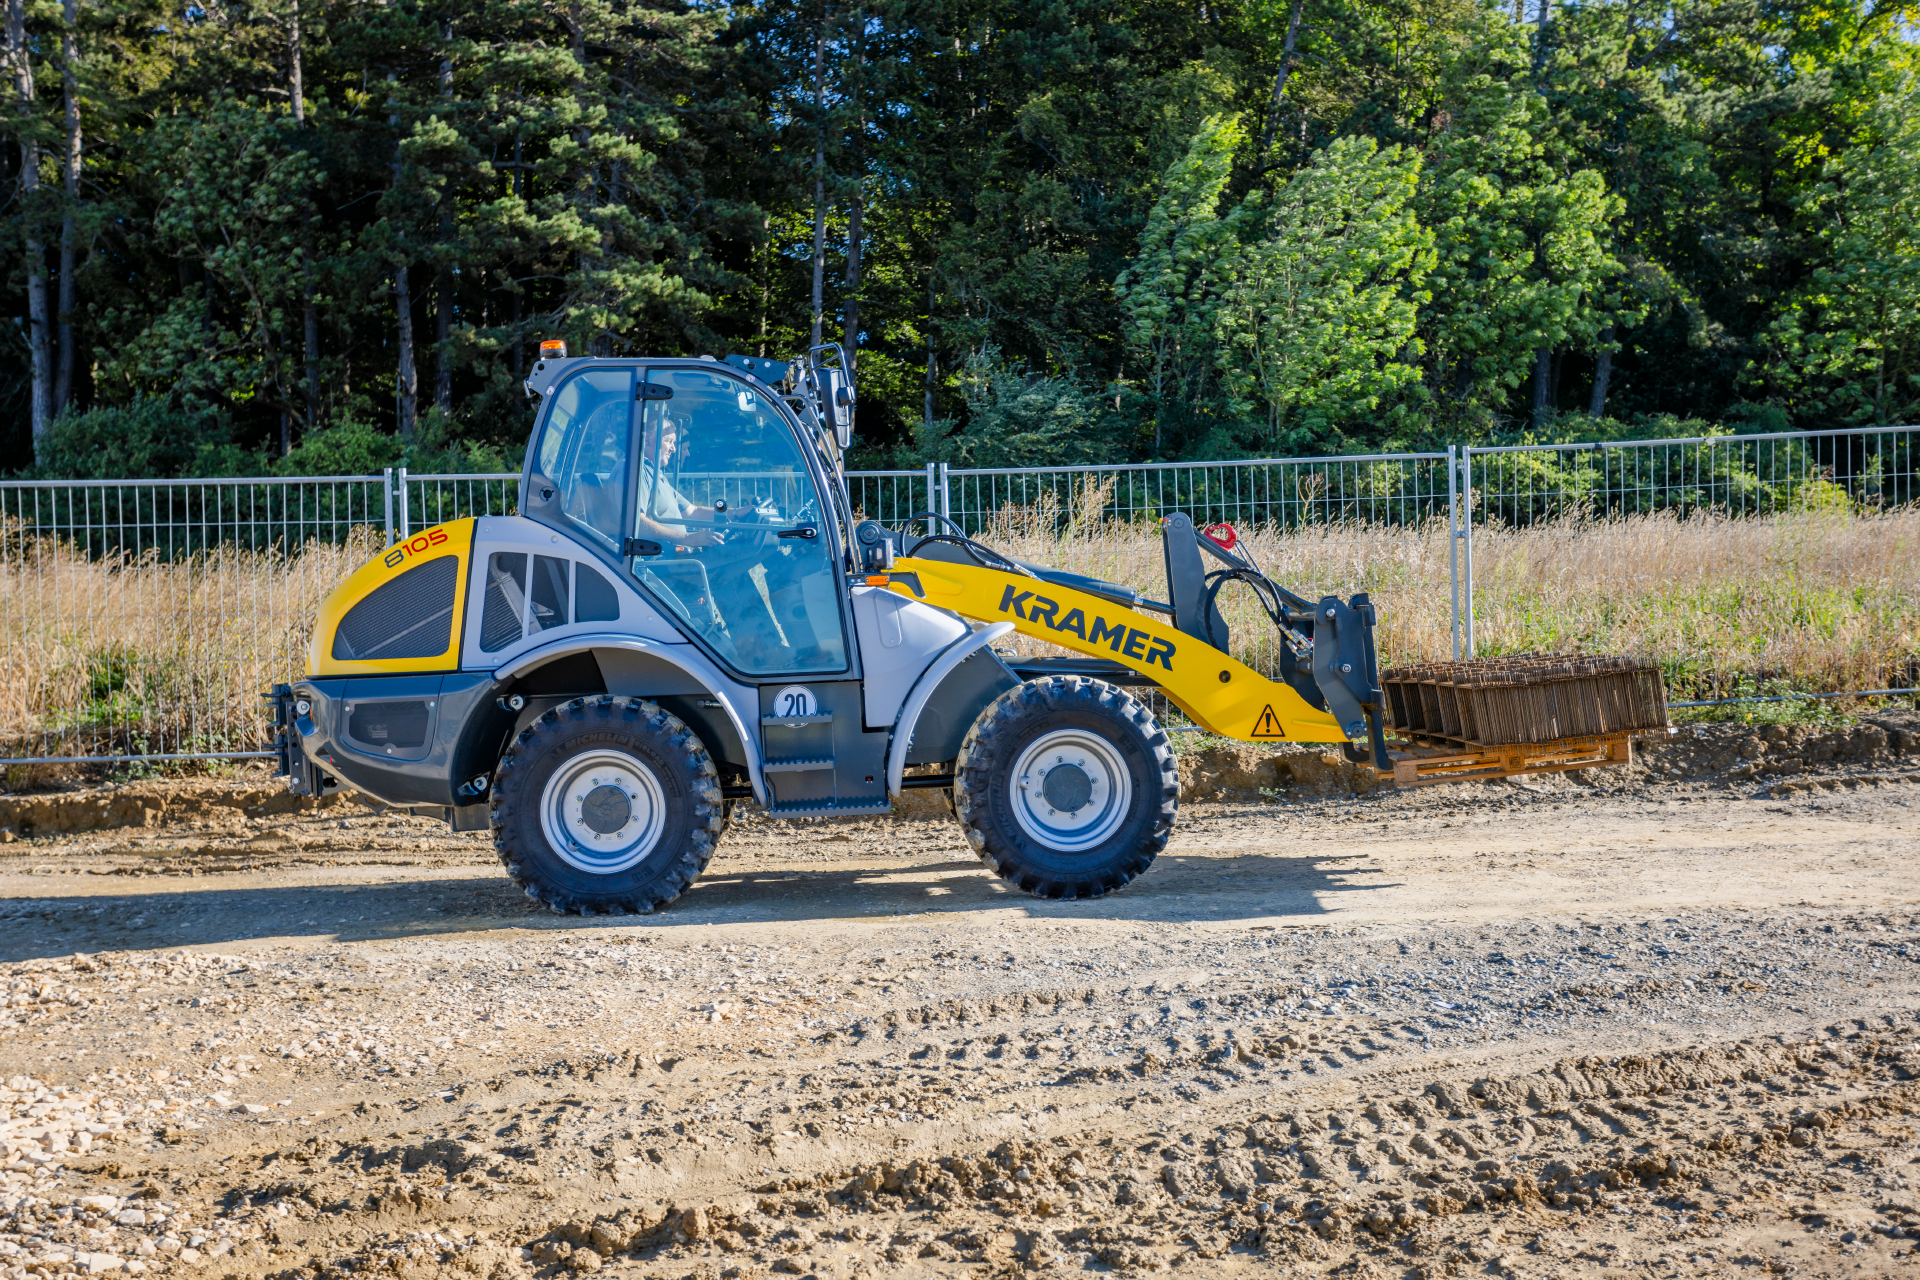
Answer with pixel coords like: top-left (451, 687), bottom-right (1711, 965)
top-left (347, 700), bottom-right (432, 750)
top-left (333, 556), bottom-right (459, 662)
top-left (480, 553), bottom-right (528, 653)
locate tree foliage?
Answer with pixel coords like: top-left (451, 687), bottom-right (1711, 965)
top-left (0, 0), bottom-right (1914, 476)
top-left (1217, 135), bottom-right (1433, 454)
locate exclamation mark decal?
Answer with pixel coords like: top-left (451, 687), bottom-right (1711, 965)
top-left (1251, 705), bottom-right (1285, 738)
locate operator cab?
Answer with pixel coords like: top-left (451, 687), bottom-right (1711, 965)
top-left (520, 353), bottom-right (851, 682)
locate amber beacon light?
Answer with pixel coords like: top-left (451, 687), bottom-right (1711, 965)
top-left (539, 338), bottom-right (567, 360)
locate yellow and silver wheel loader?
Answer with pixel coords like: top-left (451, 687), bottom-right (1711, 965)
top-left (266, 342), bottom-right (1667, 912)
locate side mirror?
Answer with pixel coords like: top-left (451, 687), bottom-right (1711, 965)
top-left (819, 367), bottom-right (854, 450)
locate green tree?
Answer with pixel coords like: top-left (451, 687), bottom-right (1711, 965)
top-left (103, 97), bottom-right (320, 428)
top-left (1113, 112), bottom-right (1247, 457)
top-left (1216, 134), bottom-right (1434, 453)
top-left (1417, 44), bottom-right (1622, 435)
top-left (917, 344), bottom-right (1120, 467)
top-left (1760, 80), bottom-right (1920, 426)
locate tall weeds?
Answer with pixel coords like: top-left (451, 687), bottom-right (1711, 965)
top-left (0, 526), bottom-right (380, 759)
top-left (0, 501), bottom-right (1912, 763)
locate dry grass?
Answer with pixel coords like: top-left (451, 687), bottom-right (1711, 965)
top-left (0, 526), bottom-right (379, 762)
top-left (0, 496), bottom-right (1912, 765)
top-left (1465, 507), bottom-right (1920, 696)
top-left (972, 482), bottom-right (1920, 699)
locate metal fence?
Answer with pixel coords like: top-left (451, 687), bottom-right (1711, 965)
top-left (0, 425), bottom-right (1913, 765)
top-left (1455, 425), bottom-right (1920, 702)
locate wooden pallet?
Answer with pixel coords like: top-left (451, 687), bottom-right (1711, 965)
top-left (1385, 730), bottom-right (1639, 788)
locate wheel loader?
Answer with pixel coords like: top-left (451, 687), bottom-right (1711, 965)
top-left (267, 343), bottom-right (1667, 912)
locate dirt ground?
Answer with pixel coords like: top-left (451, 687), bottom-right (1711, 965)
top-left (5, 719), bottom-right (1920, 1280)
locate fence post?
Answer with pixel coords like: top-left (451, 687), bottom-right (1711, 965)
top-left (923, 461), bottom-right (937, 524)
top-left (1459, 449), bottom-right (1476, 658)
top-left (382, 468), bottom-right (395, 547)
top-left (397, 466), bottom-right (411, 540)
top-left (937, 462), bottom-right (951, 524)
top-left (1447, 445), bottom-right (1460, 662)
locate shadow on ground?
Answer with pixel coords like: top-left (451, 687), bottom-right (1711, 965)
top-left (0, 850), bottom-right (1397, 961)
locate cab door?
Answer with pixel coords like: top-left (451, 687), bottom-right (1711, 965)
top-left (627, 366), bottom-right (850, 678)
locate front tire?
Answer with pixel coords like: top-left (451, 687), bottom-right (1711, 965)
top-left (491, 696), bottom-right (723, 914)
top-left (953, 677), bottom-right (1177, 898)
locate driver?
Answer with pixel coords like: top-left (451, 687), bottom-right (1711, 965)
top-left (635, 411), bottom-right (720, 549)
top-left (632, 396), bottom-right (833, 669)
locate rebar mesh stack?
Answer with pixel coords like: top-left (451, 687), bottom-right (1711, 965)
top-left (1380, 654), bottom-right (1669, 747)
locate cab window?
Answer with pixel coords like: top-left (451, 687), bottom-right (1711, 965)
top-left (531, 369), bottom-right (634, 552)
top-left (630, 368), bottom-right (847, 675)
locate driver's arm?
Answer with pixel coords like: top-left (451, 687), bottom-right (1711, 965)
top-left (632, 509), bottom-right (683, 546)
top-left (651, 473), bottom-right (723, 545)
top-left (637, 477), bottom-right (722, 549)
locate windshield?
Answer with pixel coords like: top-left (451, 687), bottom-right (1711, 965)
top-left (629, 368), bottom-right (847, 675)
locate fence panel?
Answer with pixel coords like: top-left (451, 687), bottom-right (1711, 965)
top-left (846, 468), bottom-right (939, 526)
top-left (7, 427), bottom-right (1907, 766)
top-left (0, 476), bottom-right (392, 763)
top-left (401, 471), bottom-right (520, 536)
top-left (1463, 426), bottom-right (1920, 699)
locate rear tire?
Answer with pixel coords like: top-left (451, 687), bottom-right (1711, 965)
top-left (490, 695), bottom-right (722, 914)
top-left (953, 676), bottom-right (1176, 898)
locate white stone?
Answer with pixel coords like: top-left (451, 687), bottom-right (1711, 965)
top-left (115, 1211), bottom-right (146, 1227)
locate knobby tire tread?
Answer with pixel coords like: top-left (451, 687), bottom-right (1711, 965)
top-left (953, 675), bottom-right (1177, 899)
top-left (489, 695), bottom-right (722, 915)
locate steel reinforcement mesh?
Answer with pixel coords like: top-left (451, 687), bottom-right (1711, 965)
top-left (1380, 654), bottom-right (1669, 747)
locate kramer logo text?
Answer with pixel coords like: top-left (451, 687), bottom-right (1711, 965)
top-left (997, 586), bottom-right (1175, 670)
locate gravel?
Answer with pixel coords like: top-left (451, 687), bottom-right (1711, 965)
top-left (0, 766), bottom-right (1915, 1278)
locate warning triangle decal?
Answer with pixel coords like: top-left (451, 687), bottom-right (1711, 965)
top-left (1250, 705), bottom-right (1285, 738)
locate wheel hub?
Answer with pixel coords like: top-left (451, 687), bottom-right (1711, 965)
top-left (539, 750), bottom-right (668, 875)
top-left (1040, 763), bottom-right (1093, 813)
top-left (579, 784), bottom-right (634, 834)
top-left (1010, 729), bottom-right (1132, 853)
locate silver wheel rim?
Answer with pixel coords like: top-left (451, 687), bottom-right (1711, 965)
top-left (1009, 728), bottom-right (1132, 853)
top-left (539, 749), bottom-right (669, 875)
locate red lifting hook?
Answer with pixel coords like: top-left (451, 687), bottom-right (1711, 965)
top-left (1201, 522), bottom-right (1239, 552)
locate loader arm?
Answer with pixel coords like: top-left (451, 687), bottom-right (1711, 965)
top-left (882, 555), bottom-right (1350, 744)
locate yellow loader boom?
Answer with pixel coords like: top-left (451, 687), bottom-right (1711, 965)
top-left (854, 509), bottom-right (1393, 769)
top-left (880, 554), bottom-right (1351, 745)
